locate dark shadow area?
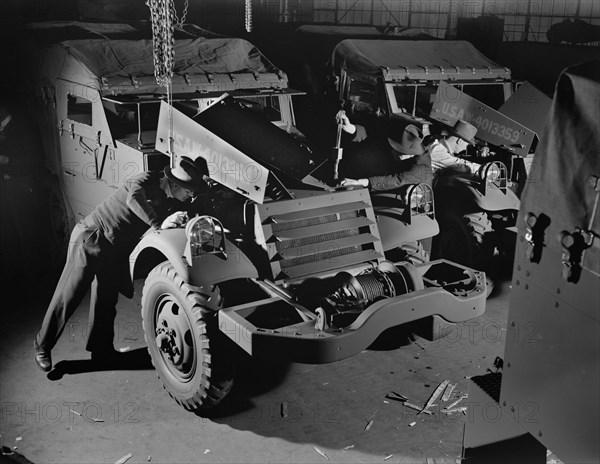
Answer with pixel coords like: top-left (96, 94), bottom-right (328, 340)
top-left (47, 348), bottom-right (153, 380)
top-left (366, 323), bottom-right (419, 351)
top-left (0, 448), bottom-right (35, 464)
top-left (496, 42), bottom-right (600, 96)
top-left (199, 351), bottom-right (292, 420)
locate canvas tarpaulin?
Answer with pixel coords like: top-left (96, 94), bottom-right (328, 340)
top-left (520, 60), bottom-right (600, 275)
top-left (61, 37), bottom-right (279, 79)
top-left (36, 36), bottom-right (280, 90)
top-left (331, 39), bottom-right (509, 84)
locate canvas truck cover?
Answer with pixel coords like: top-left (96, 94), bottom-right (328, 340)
top-left (295, 24), bottom-right (435, 40)
top-left (33, 35), bottom-right (282, 93)
top-left (296, 24), bottom-right (384, 38)
top-left (521, 60), bottom-right (600, 275)
top-left (331, 39), bottom-right (510, 84)
top-left (294, 25), bottom-right (436, 69)
top-left (26, 20), bottom-right (225, 42)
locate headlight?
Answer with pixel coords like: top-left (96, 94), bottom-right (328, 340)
top-left (405, 183), bottom-right (433, 214)
top-left (485, 164), bottom-right (501, 182)
top-left (185, 215), bottom-right (224, 257)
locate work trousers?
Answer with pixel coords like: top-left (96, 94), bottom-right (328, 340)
top-left (36, 219), bottom-right (121, 353)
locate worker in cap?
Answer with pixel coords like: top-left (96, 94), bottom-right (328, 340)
top-left (335, 111), bottom-right (432, 191)
top-left (34, 157), bottom-right (208, 372)
top-left (429, 119), bottom-right (482, 173)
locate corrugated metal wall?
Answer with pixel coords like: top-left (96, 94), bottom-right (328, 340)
top-left (307, 0), bottom-right (600, 44)
top-left (67, 0), bottom-right (600, 45)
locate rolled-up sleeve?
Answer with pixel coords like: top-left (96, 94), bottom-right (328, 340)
top-left (430, 142), bottom-right (480, 173)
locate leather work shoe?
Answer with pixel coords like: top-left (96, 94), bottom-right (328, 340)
top-left (34, 339), bottom-right (52, 372)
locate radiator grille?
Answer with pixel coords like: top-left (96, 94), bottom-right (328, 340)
top-left (272, 210), bottom-right (359, 232)
top-left (274, 228), bottom-right (359, 250)
top-left (279, 244), bottom-right (363, 268)
top-left (256, 190), bottom-right (384, 281)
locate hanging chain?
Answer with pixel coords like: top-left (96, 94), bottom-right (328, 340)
top-left (145, 0), bottom-right (188, 88)
top-left (146, 0), bottom-right (187, 166)
top-left (245, 0), bottom-right (253, 33)
top-left (170, 0), bottom-right (188, 28)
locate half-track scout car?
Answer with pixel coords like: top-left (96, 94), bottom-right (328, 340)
top-left (329, 39), bottom-right (550, 288)
top-left (28, 22), bottom-right (486, 411)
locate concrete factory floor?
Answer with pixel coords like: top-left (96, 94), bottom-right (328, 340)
top-left (1, 272), bottom-right (518, 464)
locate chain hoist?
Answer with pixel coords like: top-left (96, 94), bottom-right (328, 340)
top-left (146, 0), bottom-right (188, 167)
top-left (146, 0), bottom-right (187, 88)
top-left (245, 0), bottom-right (253, 33)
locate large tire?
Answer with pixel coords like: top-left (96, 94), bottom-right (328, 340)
top-left (141, 262), bottom-right (234, 412)
top-left (433, 210), bottom-right (496, 296)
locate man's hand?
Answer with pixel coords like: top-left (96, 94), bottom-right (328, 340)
top-left (336, 110), bottom-right (356, 135)
top-left (339, 178), bottom-right (369, 188)
top-left (160, 211), bottom-right (188, 229)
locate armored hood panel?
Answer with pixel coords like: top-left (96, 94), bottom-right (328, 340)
top-left (193, 98), bottom-right (325, 185)
top-left (498, 81), bottom-right (553, 138)
top-left (332, 39), bottom-right (510, 83)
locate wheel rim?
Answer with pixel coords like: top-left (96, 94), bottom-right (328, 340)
top-left (153, 293), bottom-right (196, 383)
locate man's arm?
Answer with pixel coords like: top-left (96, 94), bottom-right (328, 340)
top-left (430, 143), bottom-right (481, 173)
top-left (126, 178), bottom-right (164, 228)
top-left (338, 110), bottom-right (368, 143)
top-left (369, 156), bottom-right (432, 191)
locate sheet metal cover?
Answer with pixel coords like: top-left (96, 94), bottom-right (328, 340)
top-left (192, 98), bottom-right (325, 183)
top-left (430, 82), bottom-right (535, 157)
top-left (155, 101), bottom-right (268, 204)
top-left (498, 81), bottom-right (553, 138)
top-left (521, 60), bottom-right (600, 274)
top-left (332, 39), bottom-right (508, 83)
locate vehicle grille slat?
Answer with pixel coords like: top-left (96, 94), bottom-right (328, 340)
top-left (277, 250), bottom-right (384, 280)
top-left (269, 217), bottom-right (374, 240)
top-left (271, 210), bottom-right (359, 232)
top-left (274, 233), bottom-right (379, 261)
top-left (256, 190), bottom-right (385, 282)
top-left (266, 201), bottom-right (371, 224)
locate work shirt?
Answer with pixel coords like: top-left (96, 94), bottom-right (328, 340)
top-left (90, 171), bottom-right (178, 252)
top-left (429, 139), bottom-right (481, 173)
top-left (341, 124), bottom-right (432, 191)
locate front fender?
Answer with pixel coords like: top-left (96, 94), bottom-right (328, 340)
top-left (372, 188), bottom-right (439, 250)
top-left (130, 229), bottom-right (190, 281)
top-left (130, 228), bottom-right (259, 286)
top-left (435, 176), bottom-right (520, 212)
top-left (188, 245), bottom-right (259, 286)
top-left (377, 211), bottom-right (439, 250)
top-left (472, 185), bottom-right (520, 211)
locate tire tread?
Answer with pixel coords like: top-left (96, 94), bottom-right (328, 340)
top-left (141, 262), bottom-right (234, 412)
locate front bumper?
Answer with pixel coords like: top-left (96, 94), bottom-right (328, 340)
top-left (218, 259), bottom-right (486, 363)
